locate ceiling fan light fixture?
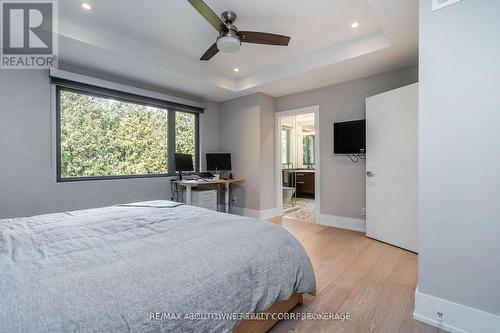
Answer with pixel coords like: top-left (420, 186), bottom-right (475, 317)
top-left (188, 0), bottom-right (290, 61)
top-left (216, 35), bottom-right (241, 53)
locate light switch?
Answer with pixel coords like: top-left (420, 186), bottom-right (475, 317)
top-left (432, 0), bottom-right (463, 11)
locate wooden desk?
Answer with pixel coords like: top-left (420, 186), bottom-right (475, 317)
top-left (174, 178), bottom-right (244, 213)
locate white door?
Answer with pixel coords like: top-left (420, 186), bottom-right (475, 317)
top-left (365, 83), bottom-right (418, 252)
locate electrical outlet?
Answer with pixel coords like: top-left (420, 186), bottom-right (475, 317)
top-left (361, 208), bottom-right (367, 216)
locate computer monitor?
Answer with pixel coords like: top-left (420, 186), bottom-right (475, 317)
top-left (206, 153), bottom-right (232, 171)
top-left (174, 153), bottom-right (194, 173)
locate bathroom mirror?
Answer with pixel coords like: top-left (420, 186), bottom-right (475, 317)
top-left (281, 126), bottom-right (292, 165)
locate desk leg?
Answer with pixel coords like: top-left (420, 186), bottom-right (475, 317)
top-left (186, 186), bottom-right (192, 205)
top-left (224, 183), bottom-right (230, 214)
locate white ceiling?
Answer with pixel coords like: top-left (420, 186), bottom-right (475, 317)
top-left (57, 0), bottom-right (418, 102)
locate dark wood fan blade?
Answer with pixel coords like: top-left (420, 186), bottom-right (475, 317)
top-left (200, 43), bottom-right (219, 61)
top-left (187, 0), bottom-right (225, 32)
top-left (238, 31), bottom-right (290, 46)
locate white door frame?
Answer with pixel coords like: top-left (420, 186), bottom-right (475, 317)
top-left (275, 105), bottom-right (320, 222)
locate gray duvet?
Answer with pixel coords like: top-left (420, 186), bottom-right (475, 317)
top-left (0, 201), bottom-right (315, 332)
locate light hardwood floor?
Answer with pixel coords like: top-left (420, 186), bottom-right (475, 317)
top-left (267, 216), bottom-right (445, 333)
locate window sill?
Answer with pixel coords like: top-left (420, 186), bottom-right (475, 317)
top-left (57, 173), bottom-right (179, 183)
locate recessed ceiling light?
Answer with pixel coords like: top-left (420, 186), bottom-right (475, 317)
top-left (234, 68), bottom-right (239, 72)
top-left (82, 3), bottom-right (92, 10)
top-left (351, 22), bottom-right (359, 28)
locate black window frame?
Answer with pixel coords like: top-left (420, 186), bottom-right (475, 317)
top-left (55, 84), bottom-right (201, 182)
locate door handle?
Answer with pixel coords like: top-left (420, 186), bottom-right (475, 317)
top-left (366, 171), bottom-right (375, 177)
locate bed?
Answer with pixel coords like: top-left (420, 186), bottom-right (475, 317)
top-left (0, 201), bottom-right (315, 332)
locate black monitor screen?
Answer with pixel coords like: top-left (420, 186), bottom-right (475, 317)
top-left (174, 153), bottom-right (194, 172)
top-left (206, 153), bottom-right (232, 171)
top-left (334, 120), bottom-right (366, 154)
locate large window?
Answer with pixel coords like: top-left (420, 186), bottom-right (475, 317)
top-left (56, 86), bottom-right (199, 181)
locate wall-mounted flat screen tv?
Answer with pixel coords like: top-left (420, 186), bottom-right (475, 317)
top-left (334, 120), bottom-right (366, 154)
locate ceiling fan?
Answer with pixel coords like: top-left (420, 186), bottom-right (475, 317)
top-left (187, 0), bottom-right (291, 61)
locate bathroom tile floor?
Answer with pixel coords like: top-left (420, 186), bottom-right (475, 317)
top-left (284, 198), bottom-right (315, 222)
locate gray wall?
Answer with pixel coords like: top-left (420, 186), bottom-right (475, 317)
top-left (419, 0), bottom-right (500, 315)
top-left (199, 99), bottom-right (221, 171)
top-left (219, 93), bottom-right (276, 212)
top-left (276, 66), bottom-right (418, 220)
top-left (259, 94), bottom-right (277, 211)
top-left (0, 70), bottom-right (220, 219)
top-left (58, 62), bottom-right (203, 103)
top-left (220, 94), bottom-right (262, 211)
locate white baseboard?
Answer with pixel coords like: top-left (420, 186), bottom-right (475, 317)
top-left (229, 208), bottom-right (365, 231)
top-left (230, 207), bottom-right (258, 218)
top-left (317, 213), bottom-right (366, 232)
top-left (230, 207), bottom-right (280, 220)
top-left (259, 208), bottom-right (280, 219)
top-left (414, 287), bottom-right (500, 333)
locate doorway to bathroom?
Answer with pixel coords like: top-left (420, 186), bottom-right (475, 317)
top-left (275, 106), bottom-right (319, 223)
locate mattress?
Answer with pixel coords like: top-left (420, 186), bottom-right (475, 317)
top-left (0, 201), bottom-right (315, 332)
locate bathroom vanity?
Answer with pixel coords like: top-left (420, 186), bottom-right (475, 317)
top-left (295, 170), bottom-right (315, 198)
top-left (282, 169), bottom-right (315, 198)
